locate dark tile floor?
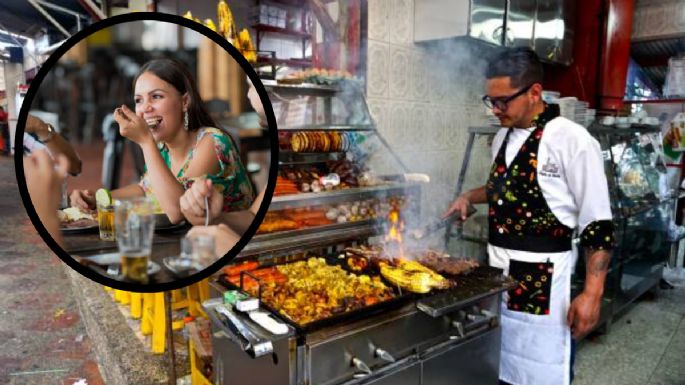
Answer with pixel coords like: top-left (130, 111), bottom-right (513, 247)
top-left (574, 288), bottom-right (685, 385)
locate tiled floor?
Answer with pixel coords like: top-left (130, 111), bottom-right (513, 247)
top-left (574, 287), bottom-right (685, 385)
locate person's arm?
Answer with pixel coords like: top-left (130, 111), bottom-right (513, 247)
top-left (443, 186), bottom-right (486, 220)
top-left (564, 133), bottom-right (615, 339)
top-left (568, 248), bottom-right (611, 339)
top-left (115, 106), bottom-right (220, 224)
top-left (25, 150), bottom-right (69, 247)
top-left (111, 183), bottom-right (146, 200)
top-left (180, 180), bottom-right (264, 233)
top-left (26, 116), bottom-right (82, 175)
top-left (70, 183), bottom-right (145, 211)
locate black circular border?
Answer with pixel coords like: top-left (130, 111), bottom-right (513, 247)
top-left (14, 12), bottom-right (278, 293)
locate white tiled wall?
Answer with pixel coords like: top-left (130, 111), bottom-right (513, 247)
top-left (365, 0), bottom-right (494, 221)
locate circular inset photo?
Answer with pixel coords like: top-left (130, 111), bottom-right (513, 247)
top-left (16, 13), bottom-right (277, 292)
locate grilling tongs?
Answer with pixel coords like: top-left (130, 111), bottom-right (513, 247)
top-left (215, 304), bottom-right (274, 358)
top-left (409, 204), bottom-right (477, 240)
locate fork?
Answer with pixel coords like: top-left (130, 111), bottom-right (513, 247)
top-left (204, 196), bottom-right (210, 226)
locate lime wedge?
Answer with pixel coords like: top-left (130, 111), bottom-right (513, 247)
top-left (95, 188), bottom-right (112, 206)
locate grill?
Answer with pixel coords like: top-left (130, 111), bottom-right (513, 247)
top-left (204, 264), bottom-right (514, 385)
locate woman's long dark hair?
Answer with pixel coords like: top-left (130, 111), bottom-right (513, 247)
top-left (133, 58), bottom-right (218, 132)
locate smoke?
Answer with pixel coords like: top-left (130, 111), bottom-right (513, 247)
top-left (364, 36), bottom-right (497, 258)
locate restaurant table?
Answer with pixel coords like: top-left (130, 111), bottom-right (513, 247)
top-left (62, 224), bottom-right (194, 284)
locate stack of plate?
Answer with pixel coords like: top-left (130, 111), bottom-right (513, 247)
top-left (542, 90), bottom-right (561, 104)
top-left (558, 97), bottom-right (578, 121)
top-left (574, 101), bottom-right (589, 126)
top-left (585, 109), bottom-right (597, 128)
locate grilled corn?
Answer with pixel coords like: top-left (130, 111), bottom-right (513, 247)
top-left (397, 259), bottom-right (450, 289)
top-left (380, 260), bottom-right (451, 293)
top-left (380, 262), bottom-right (433, 294)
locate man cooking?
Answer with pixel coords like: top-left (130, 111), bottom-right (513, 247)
top-left (444, 48), bottom-right (614, 385)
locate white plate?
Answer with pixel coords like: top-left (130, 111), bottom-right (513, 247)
top-left (82, 252), bottom-right (161, 276)
top-left (163, 256), bottom-right (204, 275)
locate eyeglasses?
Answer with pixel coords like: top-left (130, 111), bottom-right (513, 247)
top-left (482, 84), bottom-right (534, 111)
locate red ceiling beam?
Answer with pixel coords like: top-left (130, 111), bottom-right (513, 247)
top-left (598, 0), bottom-right (636, 113)
top-left (544, 0), bottom-right (603, 108)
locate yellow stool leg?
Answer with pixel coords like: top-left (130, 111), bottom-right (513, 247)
top-left (186, 284), bottom-right (200, 318)
top-left (151, 292), bottom-right (166, 354)
top-left (120, 291), bottom-right (131, 305)
top-left (198, 279), bottom-right (209, 302)
top-left (171, 289), bottom-right (189, 311)
top-left (141, 293), bottom-right (154, 335)
top-left (130, 292), bottom-right (142, 319)
top-left (187, 279), bottom-right (210, 318)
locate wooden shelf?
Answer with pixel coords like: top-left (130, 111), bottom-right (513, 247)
top-left (253, 24), bottom-right (312, 39)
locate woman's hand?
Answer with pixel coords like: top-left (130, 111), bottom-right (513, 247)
top-left (180, 179), bottom-right (223, 225)
top-left (70, 189), bottom-right (95, 211)
top-left (114, 105), bottom-right (153, 146)
top-left (187, 224), bottom-right (240, 257)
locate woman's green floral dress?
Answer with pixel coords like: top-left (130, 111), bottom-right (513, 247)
top-left (139, 127), bottom-right (255, 213)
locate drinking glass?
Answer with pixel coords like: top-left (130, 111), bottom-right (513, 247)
top-left (190, 234), bottom-right (216, 268)
top-left (114, 197), bottom-right (155, 283)
top-left (97, 202), bottom-right (116, 241)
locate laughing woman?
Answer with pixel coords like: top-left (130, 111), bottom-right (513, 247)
top-left (70, 58), bottom-right (255, 223)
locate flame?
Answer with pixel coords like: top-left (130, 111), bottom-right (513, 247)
top-left (384, 208), bottom-right (405, 260)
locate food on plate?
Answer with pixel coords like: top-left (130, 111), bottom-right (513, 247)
top-left (250, 257), bottom-right (395, 325)
top-left (223, 260), bottom-right (259, 276)
top-left (58, 207), bottom-right (97, 228)
top-left (417, 250), bottom-right (480, 276)
top-left (225, 266), bottom-right (288, 291)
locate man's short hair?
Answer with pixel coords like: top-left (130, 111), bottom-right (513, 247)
top-left (485, 47), bottom-right (543, 88)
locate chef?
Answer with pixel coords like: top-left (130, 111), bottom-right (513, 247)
top-left (444, 48), bottom-right (614, 385)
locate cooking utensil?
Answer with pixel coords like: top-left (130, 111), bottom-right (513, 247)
top-left (214, 303), bottom-right (274, 358)
top-left (204, 196), bottom-right (209, 226)
top-left (409, 205), bottom-right (477, 240)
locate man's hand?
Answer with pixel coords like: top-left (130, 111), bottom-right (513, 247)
top-left (443, 195), bottom-right (474, 220)
top-left (569, 248), bottom-right (611, 339)
top-left (567, 291), bottom-right (601, 339)
top-left (180, 179), bottom-right (223, 225)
